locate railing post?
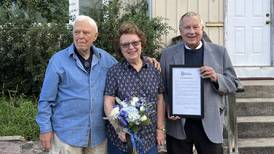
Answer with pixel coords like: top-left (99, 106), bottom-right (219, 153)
top-left (226, 83), bottom-right (244, 154)
top-left (227, 93), bottom-right (237, 153)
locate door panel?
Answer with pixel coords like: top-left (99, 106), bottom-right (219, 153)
top-left (226, 0), bottom-right (270, 66)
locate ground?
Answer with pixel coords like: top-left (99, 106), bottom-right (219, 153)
top-left (0, 139), bottom-right (46, 154)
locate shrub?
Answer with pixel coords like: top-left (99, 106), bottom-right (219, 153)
top-left (0, 0), bottom-right (171, 97)
top-left (0, 96), bottom-right (39, 140)
top-left (0, 22), bottom-right (72, 97)
top-left (0, 1), bottom-right (72, 97)
top-left (86, 0), bottom-right (172, 59)
top-left (0, 0), bottom-right (171, 140)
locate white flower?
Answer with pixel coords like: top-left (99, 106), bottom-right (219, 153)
top-left (120, 101), bottom-right (128, 107)
top-left (109, 106), bottom-right (119, 118)
top-left (116, 97), bottom-right (128, 107)
top-left (140, 106), bottom-right (145, 112)
top-left (131, 97), bottom-right (139, 106)
top-left (140, 115), bottom-right (148, 122)
top-left (123, 106), bottom-right (140, 122)
top-left (115, 97), bottom-right (122, 103)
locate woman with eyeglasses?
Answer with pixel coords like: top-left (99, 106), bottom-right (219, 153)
top-left (103, 22), bottom-right (166, 154)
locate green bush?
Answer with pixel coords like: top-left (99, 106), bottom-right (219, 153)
top-left (0, 22), bottom-right (72, 97)
top-left (0, 0), bottom-right (171, 97)
top-left (0, 1), bottom-right (72, 97)
top-left (0, 96), bottom-right (39, 140)
top-left (0, 0), bottom-right (171, 140)
top-left (87, 0), bottom-right (172, 59)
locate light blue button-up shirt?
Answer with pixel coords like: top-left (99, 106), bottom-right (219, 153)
top-left (36, 44), bottom-right (117, 147)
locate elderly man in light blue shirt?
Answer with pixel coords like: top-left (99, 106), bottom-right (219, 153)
top-left (36, 15), bottom-right (117, 154)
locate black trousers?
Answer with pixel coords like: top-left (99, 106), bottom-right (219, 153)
top-left (166, 119), bottom-right (223, 154)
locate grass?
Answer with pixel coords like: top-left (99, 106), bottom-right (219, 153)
top-left (0, 96), bottom-right (39, 140)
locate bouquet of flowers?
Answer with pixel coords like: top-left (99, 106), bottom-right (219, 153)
top-left (106, 96), bottom-right (151, 154)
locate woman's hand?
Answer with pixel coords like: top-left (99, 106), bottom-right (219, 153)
top-left (156, 129), bottom-right (166, 145)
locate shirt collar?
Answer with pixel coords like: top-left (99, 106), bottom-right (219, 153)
top-left (184, 41), bottom-right (203, 50)
top-left (121, 56), bottom-right (148, 70)
top-left (68, 44), bottom-right (101, 59)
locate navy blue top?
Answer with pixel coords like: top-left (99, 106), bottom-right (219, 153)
top-left (104, 58), bottom-right (164, 153)
top-left (184, 46), bottom-right (204, 66)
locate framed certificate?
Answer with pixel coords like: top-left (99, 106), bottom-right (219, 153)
top-left (170, 65), bottom-right (204, 118)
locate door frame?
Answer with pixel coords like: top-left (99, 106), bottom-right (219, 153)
top-left (271, 0), bottom-right (274, 66)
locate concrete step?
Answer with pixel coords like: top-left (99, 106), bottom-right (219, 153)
top-left (236, 80), bottom-right (274, 98)
top-left (0, 141), bottom-right (22, 154)
top-left (233, 80), bottom-right (274, 154)
top-left (238, 137), bottom-right (274, 154)
top-left (0, 140), bottom-right (47, 154)
top-left (236, 98), bottom-right (274, 116)
top-left (237, 116), bottom-right (274, 138)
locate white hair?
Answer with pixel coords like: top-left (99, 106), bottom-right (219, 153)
top-left (179, 11), bottom-right (204, 28)
top-left (73, 15), bottom-right (98, 33)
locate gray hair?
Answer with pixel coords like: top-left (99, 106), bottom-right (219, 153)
top-left (73, 15), bottom-right (98, 33)
top-left (179, 11), bottom-right (204, 28)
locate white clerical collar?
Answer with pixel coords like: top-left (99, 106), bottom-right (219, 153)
top-left (185, 41), bottom-right (203, 50)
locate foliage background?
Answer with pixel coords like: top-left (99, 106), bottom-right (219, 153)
top-left (86, 0), bottom-right (171, 59)
top-left (0, 96), bottom-right (39, 140)
top-left (0, 0), bottom-right (171, 140)
top-left (0, 0), bottom-right (171, 97)
top-left (0, 0), bottom-right (72, 97)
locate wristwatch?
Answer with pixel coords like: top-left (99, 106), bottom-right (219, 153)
top-left (157, 128), bottom-right (166, 133)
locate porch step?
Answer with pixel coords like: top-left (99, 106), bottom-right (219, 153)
top-left (236, 98), bottom-right (274, 116)
top-left (236, 80), bottom-right (274, 98)
top-left (235, 67), bottom-right (274, 78)
top-left (228, 80), bottom-right (274, 154)
top-left (237, 116), bottom-right (274, 138)
top-left (238, 138), bottom-right (274, 154)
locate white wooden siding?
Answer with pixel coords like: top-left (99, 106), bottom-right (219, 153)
top-left (151, 0), bottom-right (224, 45)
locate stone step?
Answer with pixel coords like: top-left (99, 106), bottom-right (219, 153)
top-left (0, 140), bottom-right (46, 154)
top-left (236, 98), bottom-right (274, 116)
top-left (238, 137), bottom-right (274, 154)
top-left (232, 80), bottom-right (274, 154)
top-left (0, 141), bottom-right (22, 154)
top-left (237, 116), bottom-right (274, 138)
top-left (0, 136), bottom-right (25, 141)
top-left (236, 80), bottom-right (274, 98)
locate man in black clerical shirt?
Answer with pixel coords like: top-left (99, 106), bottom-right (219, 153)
top-left (160, 11), bottom-right (239, 154)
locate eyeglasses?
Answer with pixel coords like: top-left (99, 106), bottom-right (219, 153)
top-left (120, 40), bottom-right (141, 49)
